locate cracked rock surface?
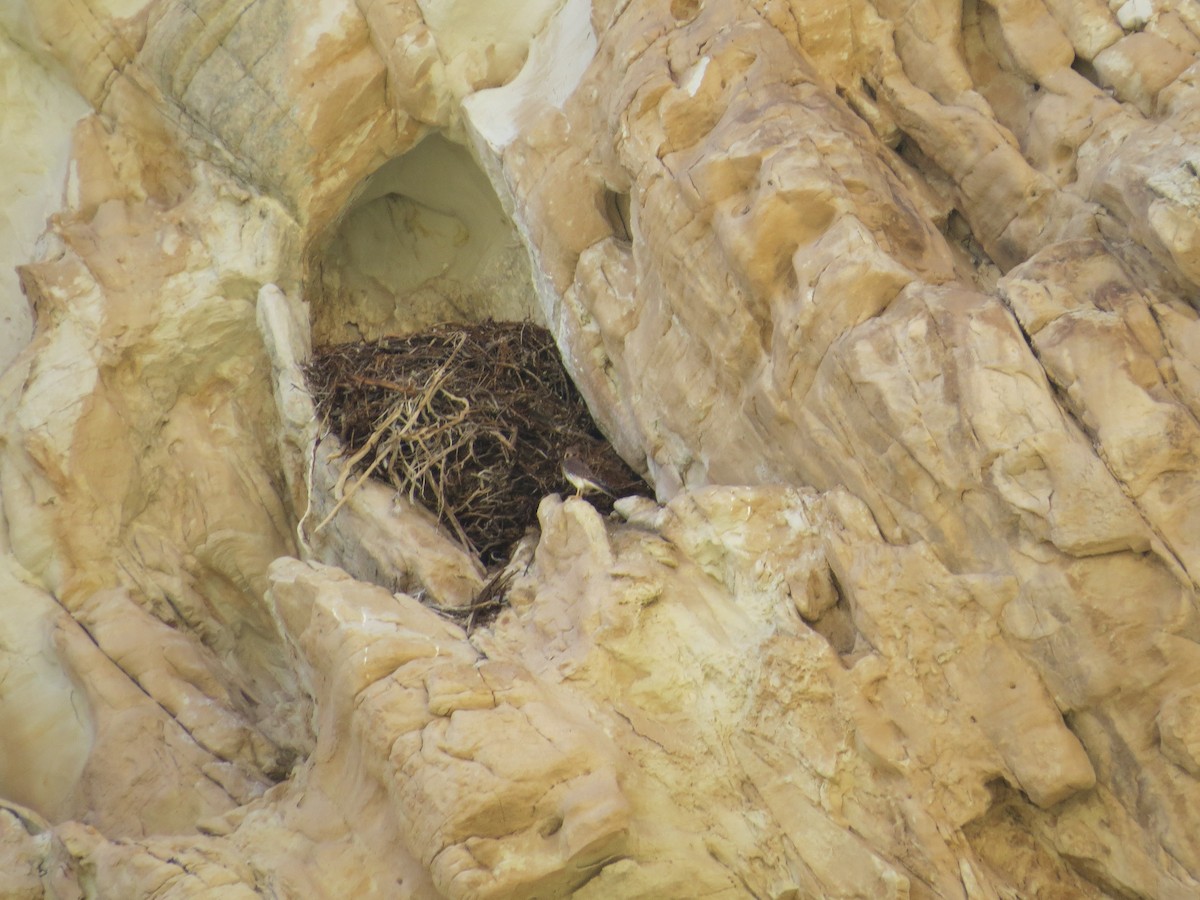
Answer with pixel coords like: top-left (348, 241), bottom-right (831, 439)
top-left (2, 0), bottom-right (1200, 896)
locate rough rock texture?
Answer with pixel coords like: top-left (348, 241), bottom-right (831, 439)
top-left (2, 0), bottom-right (1200, 897)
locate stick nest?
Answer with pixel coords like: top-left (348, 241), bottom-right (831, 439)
top-left (304, 320), bottom-right (643, 566)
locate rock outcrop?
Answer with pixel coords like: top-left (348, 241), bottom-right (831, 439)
top-left (2, 0), bottom-right (1200, 896)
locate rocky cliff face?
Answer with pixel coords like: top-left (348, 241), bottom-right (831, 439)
top-left (3, 0), bottom-right (1200, 897)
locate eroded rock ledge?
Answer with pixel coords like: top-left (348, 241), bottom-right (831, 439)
top-left (2, 0), bottom-right (1200, 897)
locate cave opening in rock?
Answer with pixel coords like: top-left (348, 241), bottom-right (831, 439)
top-left (307, 133), bottom-right (541, 345)
top-left (301, 133), bottom-right (649, 569)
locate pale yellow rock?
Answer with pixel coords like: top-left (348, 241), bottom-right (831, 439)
top-left (2, 0), bottom-right (1200, 896)
top-left (1001, 240), bottom-right (1200, 581)
top-left (0, 560), bottom-right (89, 820)
top-left (267, 556), bottom-right (632, 897)
top-left (0, 17), bottom-right (88, 371)
top-left (1093, 32), bottom-right (1195, 115)
top-left (1159, 687), bottom-right (1200, 777)
top-left (0, 803), bottom-right (80, 900)
top-left (1043, 0), bottom-right (1124, 60)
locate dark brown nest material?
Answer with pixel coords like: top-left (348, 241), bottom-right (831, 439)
top-left (304, 320), bottom-right (647, 566)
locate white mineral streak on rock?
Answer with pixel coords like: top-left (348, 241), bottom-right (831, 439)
top-left (462, 0), bottom-right (596, 151)
top-left (1117, 0), bottom-right (1154, 33)
top-left (2, 0), bottom-right (1200, 896)
top-left (0, 11), bottom-right (88, 370)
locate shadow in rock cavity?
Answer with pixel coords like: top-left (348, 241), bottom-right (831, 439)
top-left (308, 134), bottom-right (540, 343)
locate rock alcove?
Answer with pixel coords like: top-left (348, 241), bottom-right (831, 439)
top-left (307, 132), bottom-right (541, 343)
top-left (299, 132), bottom-right (644, 575)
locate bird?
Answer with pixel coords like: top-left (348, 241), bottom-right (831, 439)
top-left (561, 444), bottom-right (616, 498)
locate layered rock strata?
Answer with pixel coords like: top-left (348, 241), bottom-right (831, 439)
top-left (2, 0), bottom-right (1200, 896)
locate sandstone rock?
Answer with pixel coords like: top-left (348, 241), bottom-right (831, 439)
top-left (0, 14), bottom-right (88, 372)
top-left (1094, 32), bottom-right (1195, 115)
top-left (3, 0), bottom-right (1200, 896)
top-left (1159, 686), bottom-right (1200, 776)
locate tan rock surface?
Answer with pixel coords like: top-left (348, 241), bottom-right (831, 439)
top-left (3, 0), bottom-right (1200, 896)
